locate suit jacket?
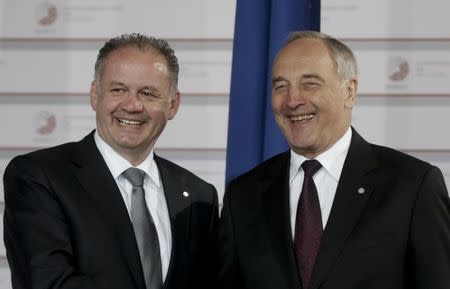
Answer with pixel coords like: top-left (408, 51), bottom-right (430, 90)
top-left (3, 131), bottom-right (218, 289)
top-left (216, 129), bottom-right (450, 289)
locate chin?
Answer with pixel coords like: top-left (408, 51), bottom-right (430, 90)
top-left (292, 145), bottom-right (312, 153)
top-left (290, 135), bottom-right (314, 146)
top-left (291, 138), bottom-right (316, 151)
top-left (111, 137), bottom-right (139, 148)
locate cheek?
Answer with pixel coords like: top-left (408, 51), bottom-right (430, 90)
top-left (145, 105), bottom-right (170, 119)
top-left (317, 91), bottom-right (342, 111)
top-left (100, 97), bottom-right (123, 112)
top-left (271, 96), bottom-right (285, 112)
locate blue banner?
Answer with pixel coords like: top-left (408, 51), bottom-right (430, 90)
top-left (225, 0), bottom-right (321, 183)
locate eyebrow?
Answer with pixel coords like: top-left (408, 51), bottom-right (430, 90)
top-left (272, 76), bottom-right (288, 85)
top-left (302, 74), bottom-right (324, 82)
top-left (272, 74), bottom-right (325, 86)
top-left (141, 85), bottom-right (161, 93)
top-left (108, 81), bottom-right (126, 87)
top-left (108, 81), bottom-right (161, 93)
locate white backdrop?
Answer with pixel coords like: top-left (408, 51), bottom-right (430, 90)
top-left (1, 0), bottom-right (450, 287)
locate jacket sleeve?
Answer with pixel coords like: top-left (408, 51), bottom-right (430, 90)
top-left (3, 155), bottom-right (100, 289)
top-left (214, 182), bottom-right (245, 289)
top-left (410, 165), bottom-right (450, 289)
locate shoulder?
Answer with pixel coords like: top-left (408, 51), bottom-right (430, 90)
top-left (370, 143), bottom-right (432, 174)
top-left (154, 154), bottom-right (217, 193)
top-left (228, 151), bottom-right (289, 189)
top-left (3, 141), bottom-right (80, 204)
top-left (5, 141), bottom-right (77, 176)
top-left (5, 132), bottom-right (97, 176)
top-left (351, 128), bottom-right (433, 178)
top-left (223, 152), bottom-right (289, 207)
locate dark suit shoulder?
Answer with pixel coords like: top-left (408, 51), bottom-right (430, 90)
top-left (228, 152), bottom-right (289, 187)
top-left (21, 141), bottom-right (76, 163)
top-left (224, 152), bottom-right (289, 208)
top-left (154, 155), bottom-right (216, 192)
top-left (3, 141), bottom-right (83, 206)
top-left (371, 143), bottom-right (432, 172)
top-left (5, 141), bottom-right (78, 178)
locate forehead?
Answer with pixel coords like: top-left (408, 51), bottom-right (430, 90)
top-left (101, 47), bottom-right (168, 74)
top-left (97, 47), bottom-right (172, 92)
top-left (274, 38), bottom-right (335, 71)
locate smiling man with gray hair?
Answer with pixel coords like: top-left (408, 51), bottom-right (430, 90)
top-left (215, 30), bottom-right (450, 289)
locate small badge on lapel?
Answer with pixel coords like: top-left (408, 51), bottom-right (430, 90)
top-left (357, 187), bottom-right (365, 194)
top-left (182, 191), bottom-right (189, 197)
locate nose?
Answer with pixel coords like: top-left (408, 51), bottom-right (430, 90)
top-left (286, 86), bottom-right (306, 109)
top-left (121, 92), bottom-right (143, 112)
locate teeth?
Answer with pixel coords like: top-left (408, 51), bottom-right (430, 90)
top-left (290, 114), bottom-right (314, 122)
top-left (118, 119), bottom-right (143, 126)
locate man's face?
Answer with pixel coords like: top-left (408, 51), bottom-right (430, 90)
top-left (271, 38), bottom-right (357, 158)
top-left (90, 47), bottom-right (180, 164)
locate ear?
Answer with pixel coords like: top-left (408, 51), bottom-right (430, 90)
top-left (167, 91), bottom-right (181, 120)
top-left (90, 81), bottom-right (98, 111)
top-left (344, 77), bottom-right (358, 109)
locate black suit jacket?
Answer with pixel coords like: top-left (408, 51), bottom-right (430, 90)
top-left (216, 129), bottom-right (450, 289)
top-left (3, 131), bottom-right (218, 289)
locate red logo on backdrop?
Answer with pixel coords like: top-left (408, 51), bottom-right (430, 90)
top-left (388, 57), bottom-right (410, 82)
top-left (37, 2), bottom-right (58, 26)
top-left (35, 111), bottom-right (57, 136)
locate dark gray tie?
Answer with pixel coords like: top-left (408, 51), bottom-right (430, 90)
top-left (123, 168), bottom-right (162, 289)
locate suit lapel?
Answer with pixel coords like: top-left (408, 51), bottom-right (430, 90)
top-left (309, 129), bottom-right (378, 289)
top-left (154, 155), bottom-right (191, 289)
top-left (71, 132), bottom-right (144, 289)
top-left (260, 152), bottom-right (302, 289)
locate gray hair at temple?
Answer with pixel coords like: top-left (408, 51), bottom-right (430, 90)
top-left (94, 33), bottom-right (179, 94)
top-left (283, 31), bottom-right (358, 84)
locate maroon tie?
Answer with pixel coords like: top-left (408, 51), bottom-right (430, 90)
top-left (294, 160), bottom-right (323, 289)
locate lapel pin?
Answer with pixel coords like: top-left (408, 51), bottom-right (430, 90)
top-left (182, 191), bottom-right (189, 197)
top-left (357, 187), bottom-right (365, 194)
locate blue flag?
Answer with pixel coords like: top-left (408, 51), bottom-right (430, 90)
top-left (225, 0), bottom-right (321, 183)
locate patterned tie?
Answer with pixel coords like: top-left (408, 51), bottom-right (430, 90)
top-left (294, 160), bottom-right (323, 289)
top-left (123, 168), bottom-right (162, 289)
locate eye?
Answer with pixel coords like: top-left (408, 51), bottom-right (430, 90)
top-left (302, 82), bottom-right (320, 90)
top-left (111, 87), bottom-right (126, 94)
top-left (273, 83), bottom-right (288, 91)
top-left (141, 90), bottom-right (158, 98)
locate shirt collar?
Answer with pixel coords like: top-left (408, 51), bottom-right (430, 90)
top-left (289, 127), bottom-right (352, 183)
top-left (94, 130), bottom-right (161, 188)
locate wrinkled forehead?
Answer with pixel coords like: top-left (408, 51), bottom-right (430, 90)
top-left (273, 39), bottom-right (336, 74)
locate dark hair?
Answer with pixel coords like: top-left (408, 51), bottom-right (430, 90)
top-left (94, 33), bottom-right (179, 92)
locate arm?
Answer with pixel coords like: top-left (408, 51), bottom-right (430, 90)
top-left (3, 155), bottom-right (99, 289)
top-left (214, 184), bottom-right (245, 289)
top-left (196, 184), bottom-right (220, 289)
top-left (410, 166), bottom-right (450, 289)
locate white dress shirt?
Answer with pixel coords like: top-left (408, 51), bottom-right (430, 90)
top-left (289, 127), bottom-right (352, 238)
top-left (94, 132), bottom-right (172, 281)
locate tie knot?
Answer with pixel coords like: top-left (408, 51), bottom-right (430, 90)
top-left (123, 168), bottom-right (146, 187)
top-left (301, 159), bottom-right (322, 177)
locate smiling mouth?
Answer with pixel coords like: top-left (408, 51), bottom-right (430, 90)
top-left (118, 118), bottom-right (144, 126)
top-left (289, 113), bottom-right (315, 122)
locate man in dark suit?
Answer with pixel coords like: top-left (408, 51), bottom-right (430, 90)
top-left (3, 33), bottom-right (218, 289)
top-left (215, 31), bottom-right (450, 289)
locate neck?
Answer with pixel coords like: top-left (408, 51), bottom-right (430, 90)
top-left (118, 147), bottom-right (153, 166)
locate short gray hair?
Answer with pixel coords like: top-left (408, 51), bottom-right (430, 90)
top-left (94, 33), bottom-right (179, 92)
top-left (283, 31), bottom-right (358, 83)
